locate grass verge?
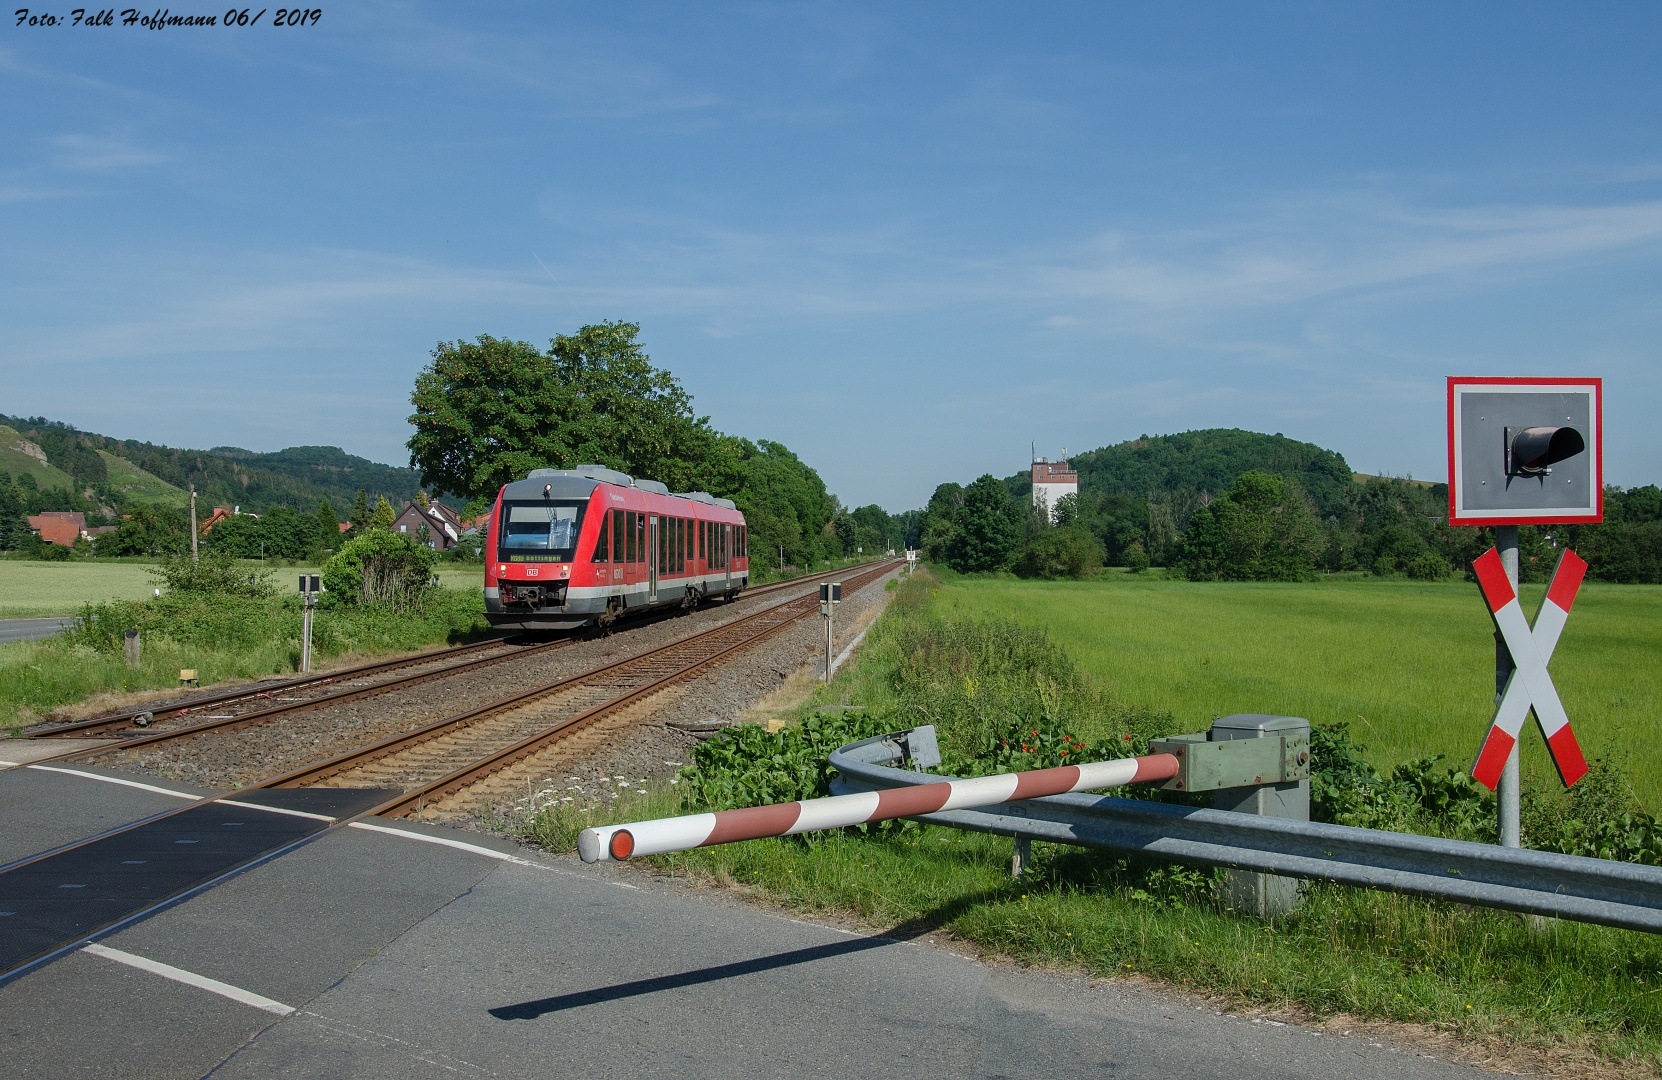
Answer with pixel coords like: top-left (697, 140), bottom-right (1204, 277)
top-left (512, 569), bottom-right (1661, 1076)
top-left (0, 586), bottom-right (490, 731)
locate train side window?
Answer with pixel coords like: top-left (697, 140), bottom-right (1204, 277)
top-left (594, 510), bottom-right (610, 563)
top-left (622, 511), bottom-right (634, 563)
top-left (636, 513), bottom-right (645, 564)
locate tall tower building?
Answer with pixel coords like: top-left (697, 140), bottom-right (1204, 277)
top-left (1031, 453), bottom-right (1078, 523)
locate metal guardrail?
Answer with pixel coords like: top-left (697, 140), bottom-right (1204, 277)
top-left (828, 732), bottom-right (1662, 934)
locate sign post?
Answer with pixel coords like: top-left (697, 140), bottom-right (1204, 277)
top-left (819, 581), bottom-right (841, 684)
top-left (299, 575), bottom-right (321, 673)
top-left (1448, 377), bottom-right (1602, 848)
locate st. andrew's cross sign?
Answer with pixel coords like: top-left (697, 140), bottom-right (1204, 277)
top-left (1449, 376), bottom-right (1602, 794)
top-left (1471, 546), bottom-right (1590, 789)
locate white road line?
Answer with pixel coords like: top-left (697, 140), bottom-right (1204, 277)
top-left (220, 800), bottom-right (336, 822)
top-left (26, 766), bottom-right (202, 800)
top-left (0, 760), bottom-right (21, 768)
top-left (348, 821), bottom-right (534, 864)
top-left (81, 943), bottom-right (295, 1016)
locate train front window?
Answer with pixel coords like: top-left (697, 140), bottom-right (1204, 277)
top-left (500, 502), bottom-right (586, 562)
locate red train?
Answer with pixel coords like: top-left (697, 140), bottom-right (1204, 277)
top-left (484, 465), bottom-right (749, 631)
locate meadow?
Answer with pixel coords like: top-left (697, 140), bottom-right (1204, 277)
top-left (928, 571), bottom-right (1662, 811)
top-left (0, 558), bottom-right (484, 617)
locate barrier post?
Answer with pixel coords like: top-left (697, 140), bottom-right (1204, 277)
top-left (1208, 714), bottom-right (1310, 918)
top-left (122, 630), bottom-right (141, 669)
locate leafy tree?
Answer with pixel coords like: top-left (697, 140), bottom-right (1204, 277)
top-left (1178, 471), bottom-right (1323, 581)
top-left (349, 487), bottom-right (370, 533)
top-left (93, 504), bottom-right (189, 557)
top-left (724, 439), bottom-right (835, 571)
top-left (945, 475), bottom-right (1022, 573)
top-left (371, 496), bottom-right (397, 530)
top-left (1123, 539), bottom-right (1151, 573)
top-left (407, 323), bottom-right (731, 506)
top-left (315, 498), bottom-right (339, 548)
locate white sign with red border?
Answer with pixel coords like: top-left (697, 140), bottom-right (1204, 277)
top-left (1447, 377), bottom-right (1603, 526)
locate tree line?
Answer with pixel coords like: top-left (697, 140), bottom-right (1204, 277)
top-left (406, 322), bottom-right (904, 573)
top-left (915, 428), bottom-right (1662, 583)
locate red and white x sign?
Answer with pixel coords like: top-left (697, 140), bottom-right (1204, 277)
top-left (1471, 547), bottom-right (1590, 790)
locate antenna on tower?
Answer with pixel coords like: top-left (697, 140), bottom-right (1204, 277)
top-left (1031, 440), bottom-right (1036, 464)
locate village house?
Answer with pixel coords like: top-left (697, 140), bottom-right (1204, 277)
top-left (26, 511), bottom-right (86, 547)
top-left (392, 500), bottom-right (466, 551)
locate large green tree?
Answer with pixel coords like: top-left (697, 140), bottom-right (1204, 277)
top-left (1178, 470), bottom-right (1324, 581)
top-left (407, 323), bottom-right (731, 506)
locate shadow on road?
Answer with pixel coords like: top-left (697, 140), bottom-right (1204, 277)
top-left (489, 893), bottom-right (997, 1021)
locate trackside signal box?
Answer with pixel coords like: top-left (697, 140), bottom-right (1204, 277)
top-left (1447, 377), bottom-right (1603, 526)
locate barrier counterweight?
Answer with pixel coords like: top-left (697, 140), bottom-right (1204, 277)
top-left (576, 754), bottom-right (1180, 863)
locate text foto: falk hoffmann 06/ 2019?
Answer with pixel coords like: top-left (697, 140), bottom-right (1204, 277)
top-left (14, 7), bottom-right (320, 29)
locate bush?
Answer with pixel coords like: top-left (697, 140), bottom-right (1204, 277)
top-left (151, 549), bottom-right (276, 598)
top-left (1123, 540), bottom-right (1151, 573)
top-left (323, 527), bottom-right (436, 609)
top-left (1013, 526), bottom-right (1102, 580)
top-left (1403, 550), bottom-right (1451, 580)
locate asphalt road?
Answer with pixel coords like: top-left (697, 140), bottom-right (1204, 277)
top-left (0, 618), bottom-right (78, 644)
top-left (0, 764), bottom-right (1495, 1080)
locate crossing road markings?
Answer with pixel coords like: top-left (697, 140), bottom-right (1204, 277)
top-left (81, 943), bottom-right (294, 1016)
top-left (1471, 546), bottom-right (1590, 789)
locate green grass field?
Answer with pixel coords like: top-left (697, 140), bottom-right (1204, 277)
top-left (929, 571), bottom-right (1662, 811)
top-left (0, 559), bottom-right (485, 617)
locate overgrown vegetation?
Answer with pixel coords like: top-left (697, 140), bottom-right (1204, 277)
top-left (0, 552), bottom-right (487, 731)
top-left (519, 569), bottom-right (1662, 1070)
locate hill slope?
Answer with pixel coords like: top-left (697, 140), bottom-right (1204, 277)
top-left (0, 415), bottom-right (429, 516)
top-left (1010, 429), bottom-right (1356, 515)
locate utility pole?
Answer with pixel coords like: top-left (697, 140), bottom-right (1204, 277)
top-left (189, 486), bottom-right (199, 565)
top-left (1495, 525), bottom-right (1520, 848)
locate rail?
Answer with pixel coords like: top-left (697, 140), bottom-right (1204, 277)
top-left (828, 730), bottom-right (1662, 934)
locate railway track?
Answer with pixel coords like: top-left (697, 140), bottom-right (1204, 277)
top-left (253, 558), bottom-right (902, 820)
top-left (26, 634), bottom-right (522, 739)
top-left (23, 561), bottom-right (881, 764)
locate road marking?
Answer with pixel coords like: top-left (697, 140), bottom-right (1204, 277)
top-left (81, 943), bottom-right (295, 1016)
top-left (348, 821), bottom-right (534, 864)
top-left (221, 799), bottom-right (336, 822)
top-left (26, 766), bottom-right (202, 800)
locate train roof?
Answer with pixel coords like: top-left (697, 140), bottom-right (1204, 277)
top-left (502, 466), bottom-right (737, 511)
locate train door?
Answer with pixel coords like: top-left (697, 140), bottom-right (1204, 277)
top-left (648, 515), bottom-right (659, 602)
top-left (723, 523), bottom-right (732, 591)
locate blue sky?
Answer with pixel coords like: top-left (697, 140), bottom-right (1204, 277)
top-left (4, 3), bottom-right (1660, 511)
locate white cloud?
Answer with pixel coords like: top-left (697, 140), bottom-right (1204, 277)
top-left (50, 133), bottom-right (169, 170)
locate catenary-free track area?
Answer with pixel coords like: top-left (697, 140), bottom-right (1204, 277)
top-left (0, 764), bottom-right (1494, 1080)
top-left (0, 566), bottom-right (1500, 1078)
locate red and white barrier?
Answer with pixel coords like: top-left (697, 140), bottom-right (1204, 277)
top-left (577, 753), bottom-right (1180, 863)
top-left (1471, 547), bottom-right (1589, 789)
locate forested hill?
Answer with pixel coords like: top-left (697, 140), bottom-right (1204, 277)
top-left (1007, 428), bottom-right (1358, 514)
top-left (0, 415), bottom-right (431, 518)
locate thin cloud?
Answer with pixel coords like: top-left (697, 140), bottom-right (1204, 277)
top-left (50, 134), bottom-right (169, 170)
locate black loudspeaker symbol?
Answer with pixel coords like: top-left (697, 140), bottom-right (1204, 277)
top-left (1506, 426), bottom-right (1585, 478)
